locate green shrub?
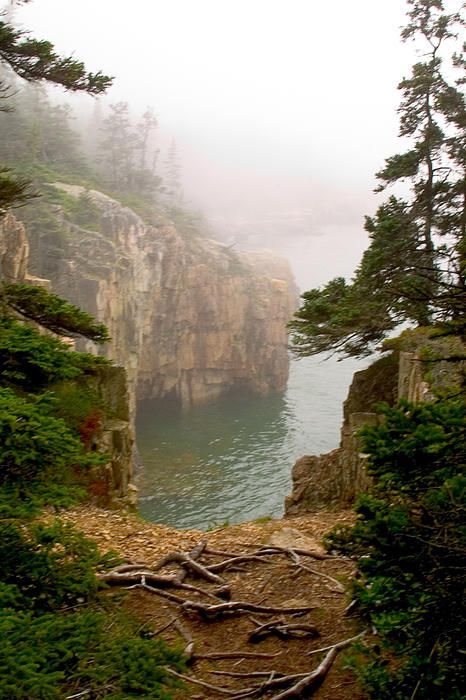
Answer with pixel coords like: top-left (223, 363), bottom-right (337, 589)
top-left (50, 382), bottom-right (103, 432)
top-left (0, 608), bottom-right (185, 700)
top-left (0, 522), bottom-right (184, 699)
top-left (0, 482), bottom-right (85, 519)
top-left (2, 283), bottom-right (110, 343)
top-left (326, 398), bottom-right (466, 699)
top-left (0, 317), bottom-right (108, 392)
top-left (0, 388), bottom-right (103, 486)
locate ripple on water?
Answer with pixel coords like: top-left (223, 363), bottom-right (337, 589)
top-left (136, 355), bottom-right (368, 529)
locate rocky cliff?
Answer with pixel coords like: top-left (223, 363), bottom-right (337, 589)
top-left (0, 211), bottom-right (135, 506)
top-left (26, 184), bottom-right (297, 412)
top-left (285, 335), bottom-right (465, 514)
top-left (285, 353), bottom-right (399, 514)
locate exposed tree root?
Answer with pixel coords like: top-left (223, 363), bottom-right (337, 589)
top-left (99, 539), bottom-right (361, 697)
top-left (173, 617), bottom-right (195, 659)
top-left (164, 667), bottom-right (253, 696)
top-left (182, 599), bottom-right (316, 620)
top-left (248, 617), bottom-right (320, 642)
top-left (286, 549), bottom-right (346, 593)
top-left (153, 551), bottom-right (225, 584)
top-left (269, 632), bottom-right (367, 699)
top-left (101, 571), bottom-right (226, 601)
top-left (192, 651), bottom-right (283, 660)
top-left (177, 633), bottom-right (366, 699)
top-left (207, 554), bottom-right (274, 573)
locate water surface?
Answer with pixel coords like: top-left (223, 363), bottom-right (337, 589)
top-left (136, 355), bottom-right (367, 529)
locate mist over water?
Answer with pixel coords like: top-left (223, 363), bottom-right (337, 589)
top-left (137, 355), bottom-right (368, 529)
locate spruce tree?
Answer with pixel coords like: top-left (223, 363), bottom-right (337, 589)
top-left (0, 0), bottom-right (112, 210)
top-left (291, 0), bottom-right (465, 358)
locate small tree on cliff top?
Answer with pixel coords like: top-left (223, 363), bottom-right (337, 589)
top-left (0, 0), bottom-right (112, 211)
top-left (290, 0), bottom-right (466, 358)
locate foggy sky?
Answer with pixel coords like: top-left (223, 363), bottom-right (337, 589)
top-left (11, 1), bottom-right (459, 289)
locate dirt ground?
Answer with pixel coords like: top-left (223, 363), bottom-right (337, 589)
top-left (52, 506), bottom-right (367, 700)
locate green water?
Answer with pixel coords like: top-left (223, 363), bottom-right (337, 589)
top-left (136, 356), bottom-right (366, 529)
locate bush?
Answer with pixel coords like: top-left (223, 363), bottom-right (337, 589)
top-left (1, 283), bottom-right (110, 343)
top-left (0, 522), bottom-right (184, 699)
top-left (0, 317), bottom-right (108, 392)
top-left (0, 388), bottom-right (103, 486)
top-left (326, 398), bottom-right (466, 699)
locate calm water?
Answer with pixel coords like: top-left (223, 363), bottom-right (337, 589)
top-left (136, 355), bottom-right (367, 529)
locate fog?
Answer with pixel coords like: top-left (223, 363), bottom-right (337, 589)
top-left (13, 0), bottom-right (431, 288)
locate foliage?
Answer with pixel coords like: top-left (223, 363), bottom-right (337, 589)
top-left (0, 521), bottom-right (185, 699)
top-left (0, 521), bottom-right (112, 611)
top-left (0, 482), bottom-right (85, 519)
top-left (0, 165), bottom-right (37, 211)
top-left (290, 275), bottom-right (394, 358)
top-left (0, 316), bottom-right (107, 392)
top-left (0, 387), bottom-right (103, 486)
top-left (0, 307), bottom-right (109, 512)
top-left (97, 101), bottom-right (162, 198)
top-left (51, 382), bottom-right (103, 432)
top-left (0, 9), bottom-right (186, 698)
top-left (0, 2), bottom-right (112, 211)
top-left (0, 13), bottom-right (112, 95)
top-left (1, 283), bottom-right (110, 342)
top-left (326, 397), bottom-right (466, 699)
top-left (63, 189), bottom-right (101, 230)
top-left (291, 0), bottom-right (466, 359)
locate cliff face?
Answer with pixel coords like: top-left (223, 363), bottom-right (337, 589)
top-left (285, 340), bottom-right (465, 514)
top-left (285, 352), bottom-right (400, 514)
top-left (0, 211), bottom-right (135, 506)
top-left (27, 185), bottom-right (296, 411)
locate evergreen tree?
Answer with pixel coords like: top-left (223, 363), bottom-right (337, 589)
top-left (291, 0), bottom-right (465, 358)
top-left (96, 102), bottom-right (162, 198)
top-left (97, 101), bottom-right (134, 191)
top-left (133, 107), bottom-right (162, 196)
top-left (0, 0), bottom-right (112, 210)
top-left (163, 138), bottom-right (183, 204)
top-left (0, 5), bottom-right (112, 97)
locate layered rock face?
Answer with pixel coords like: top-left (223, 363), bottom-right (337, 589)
top-left (27, 185), bottom-right (297, 411)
